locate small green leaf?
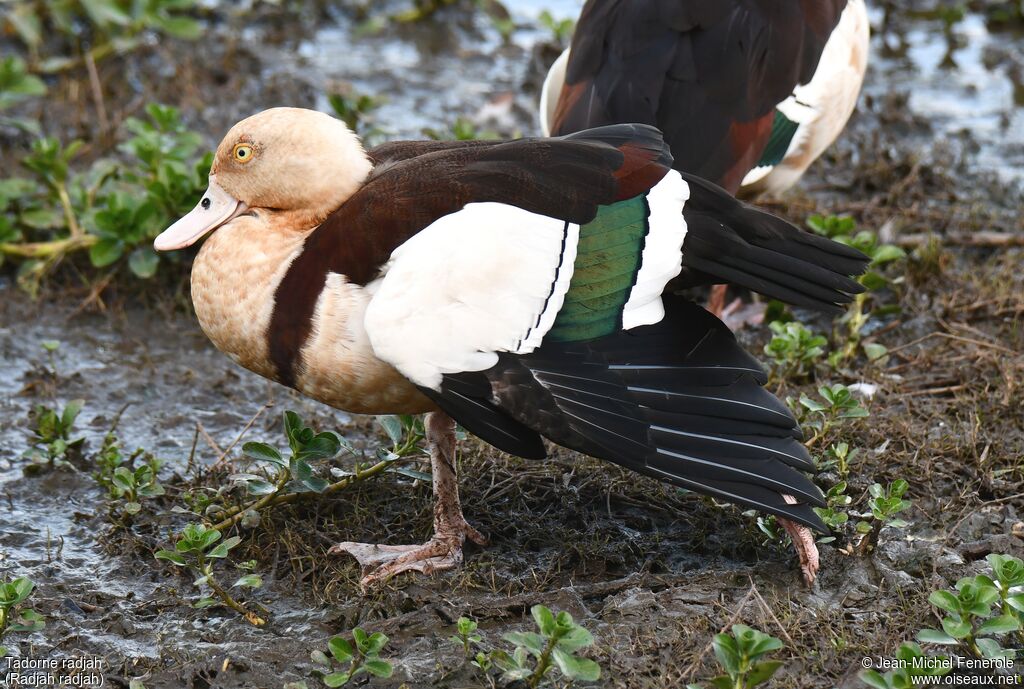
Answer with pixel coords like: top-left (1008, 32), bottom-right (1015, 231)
top-left (709, 676), bottom-right (734, 689)
top-left (328, 636), bottom-right (354, 663)
top-left (283, 411), bottom-right (304, 442)
top-left (916, 628), bottom-right (958, 645)
top-left (977, 614), bottom-right (1020, 635)
top-left (322, 672), bottom-right (350, 687)
top-left (557, 625), bottom-right (594, 653)
top-left (363, 659), bottom-right (393, 678)
top-left (242, 442), bottom-right (284, 465)
top-left (128, 247), bottom-right (159, 278)
top-left (1005, 594), bottom-right (1024, 613)
top-left (207, 535), bottom-right (240, 559)
top-left (872, 244), bottom-right (906, 265)
top-left (151, 14), bottom-right (202, 39)
top-left (941, 617), bottom-right (972, 639)
top-left (863, 343), bottom-right (888, 361)
top-left (975, 637), bottom-right (1012, 660)
top-left (746, 659), bottom-right (783, 687)
top-left (80, 0), bottom-right (131, 26)
top-left (504, 631), bottom-right (545, 656)
top-left (551, 648), bottom-right (600, 681)
top-left (859, 670), bottom-right (890, 689)
top-left (532, 604), bottom-right (556, 636)
top-left (377, 415), bottom-right (404, 445)
top-left (155, 549), bottom-right (187, 566)
top-left (245, 479), bottom-right (276, 496)
top-left (233, 574), bottom-right (263, 589)
top-left (928, 591), bottom-right (959, 614)
top-left (363, 632), bottom-right (388, 656)
top-left (89, 237), bottom-right (125, 267)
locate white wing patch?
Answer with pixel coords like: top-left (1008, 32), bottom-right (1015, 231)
top-left (365, 203), bottom-right (579, 389)
top-left (622, 170), bottom-right (689, 330)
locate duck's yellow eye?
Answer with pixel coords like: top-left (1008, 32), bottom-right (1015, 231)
top-left (232, 143), bottom-right (254, 163)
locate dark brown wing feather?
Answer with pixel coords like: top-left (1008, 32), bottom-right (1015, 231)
top-left (266, 125), bottom-right (672, 388)
top-left (550, 0), bottom-right (847, 193)
top-left (323, 124), bottom-right (672, 286)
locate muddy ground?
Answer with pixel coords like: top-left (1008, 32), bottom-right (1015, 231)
top-left (1, 2), bottom-right (1023, 688)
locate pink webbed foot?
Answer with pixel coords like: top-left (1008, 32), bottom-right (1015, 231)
top-left (330, 519), bottom-right (487, 587)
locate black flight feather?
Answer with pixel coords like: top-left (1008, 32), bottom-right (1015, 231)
top-left (428, 297), bottom-right (828, 531)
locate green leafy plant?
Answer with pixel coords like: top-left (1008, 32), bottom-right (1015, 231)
top-left (749, 513), bottom-right (783, 546)
top-left (241, 410), bottom-right (346, 494)
top-left (2, 139), bottom-right (95, 292)
top-left (817, 441), bottom-right (861, 479)
top-left (422, 116), bottom-right (500, 142)
top-left (98, 103), bottom-right (211, 277)
top-left (364, 0), bottom-right (514, 35)
top-left (94, 432), bottom-right (165, 516)
top-left (2, 103), bottom-right (210, 290)
top-left (154, 523), bottom-right (266, 626)
top-left (808, 215), bottom-right (906, 269)
top-left (210, 411), bottom-right (420, 531)
top-left (450, 616), bottom-right (483, 658)
top-left (812, 481), bottom-right (852, 543)
top-left (988, 554), bottom-right (1024, 627)
top-left (859, 642), bottom-right (951, 689)
top-left (212, 411), bottom-right (348, 525)
top-left (538, 10), bottom-right (574, 45)
top-left (807, 214), bottom-right (905, 367)
top-left (0, 576), bottom-right (45, 658)
top-left (796, 384), bottom-right (869, 449)
top-left (375, 414), bottom-right (428, 462)
top-left (489, 605), bottom-right (601, 688)
top-left (0, 55), bottom-right (46, 133)
top-left (312, 628), bottom-right (393, 687)
top-left (686, 624), bottom-right (784, 689)
top-left (19, 136), bottom-right (90, 262)
top-left (917, 554), bottom-right (1023, 659)
top-left (24, 399), bottom-right (85, 468)
top-left (5, 0), bottom-right (201, 71)
top-left (854, 480), bottom-right (912, 555)
top-left (763, 320), bottom-right (827, 382)
top-left (327, 90), bottom-right (386, 145)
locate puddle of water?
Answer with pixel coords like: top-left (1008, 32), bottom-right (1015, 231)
top-left (0, 290), bottom-right (350, 684)
top-left (867, 9), bottom-right (1024, 184)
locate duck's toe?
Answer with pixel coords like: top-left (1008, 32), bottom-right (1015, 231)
top-left (329, 517), bottom-right (486, 588)
top-left (331, 535), bottom-right (464, 588)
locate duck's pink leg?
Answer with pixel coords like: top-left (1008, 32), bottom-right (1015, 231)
top-left (778, 494), bottom-right (820, 587)
top-left (330, 411), bottom-right (486, 587)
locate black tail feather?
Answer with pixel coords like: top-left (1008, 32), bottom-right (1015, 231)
top-left (430, 298), bottom-right (828, 531)
top-left (678, 172), bottom-right (869, 311)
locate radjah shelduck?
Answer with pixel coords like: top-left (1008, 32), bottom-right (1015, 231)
top-left (155, 108), bottom-right (868, 587)
top-left (539, 0), bottom-right (870, 197)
